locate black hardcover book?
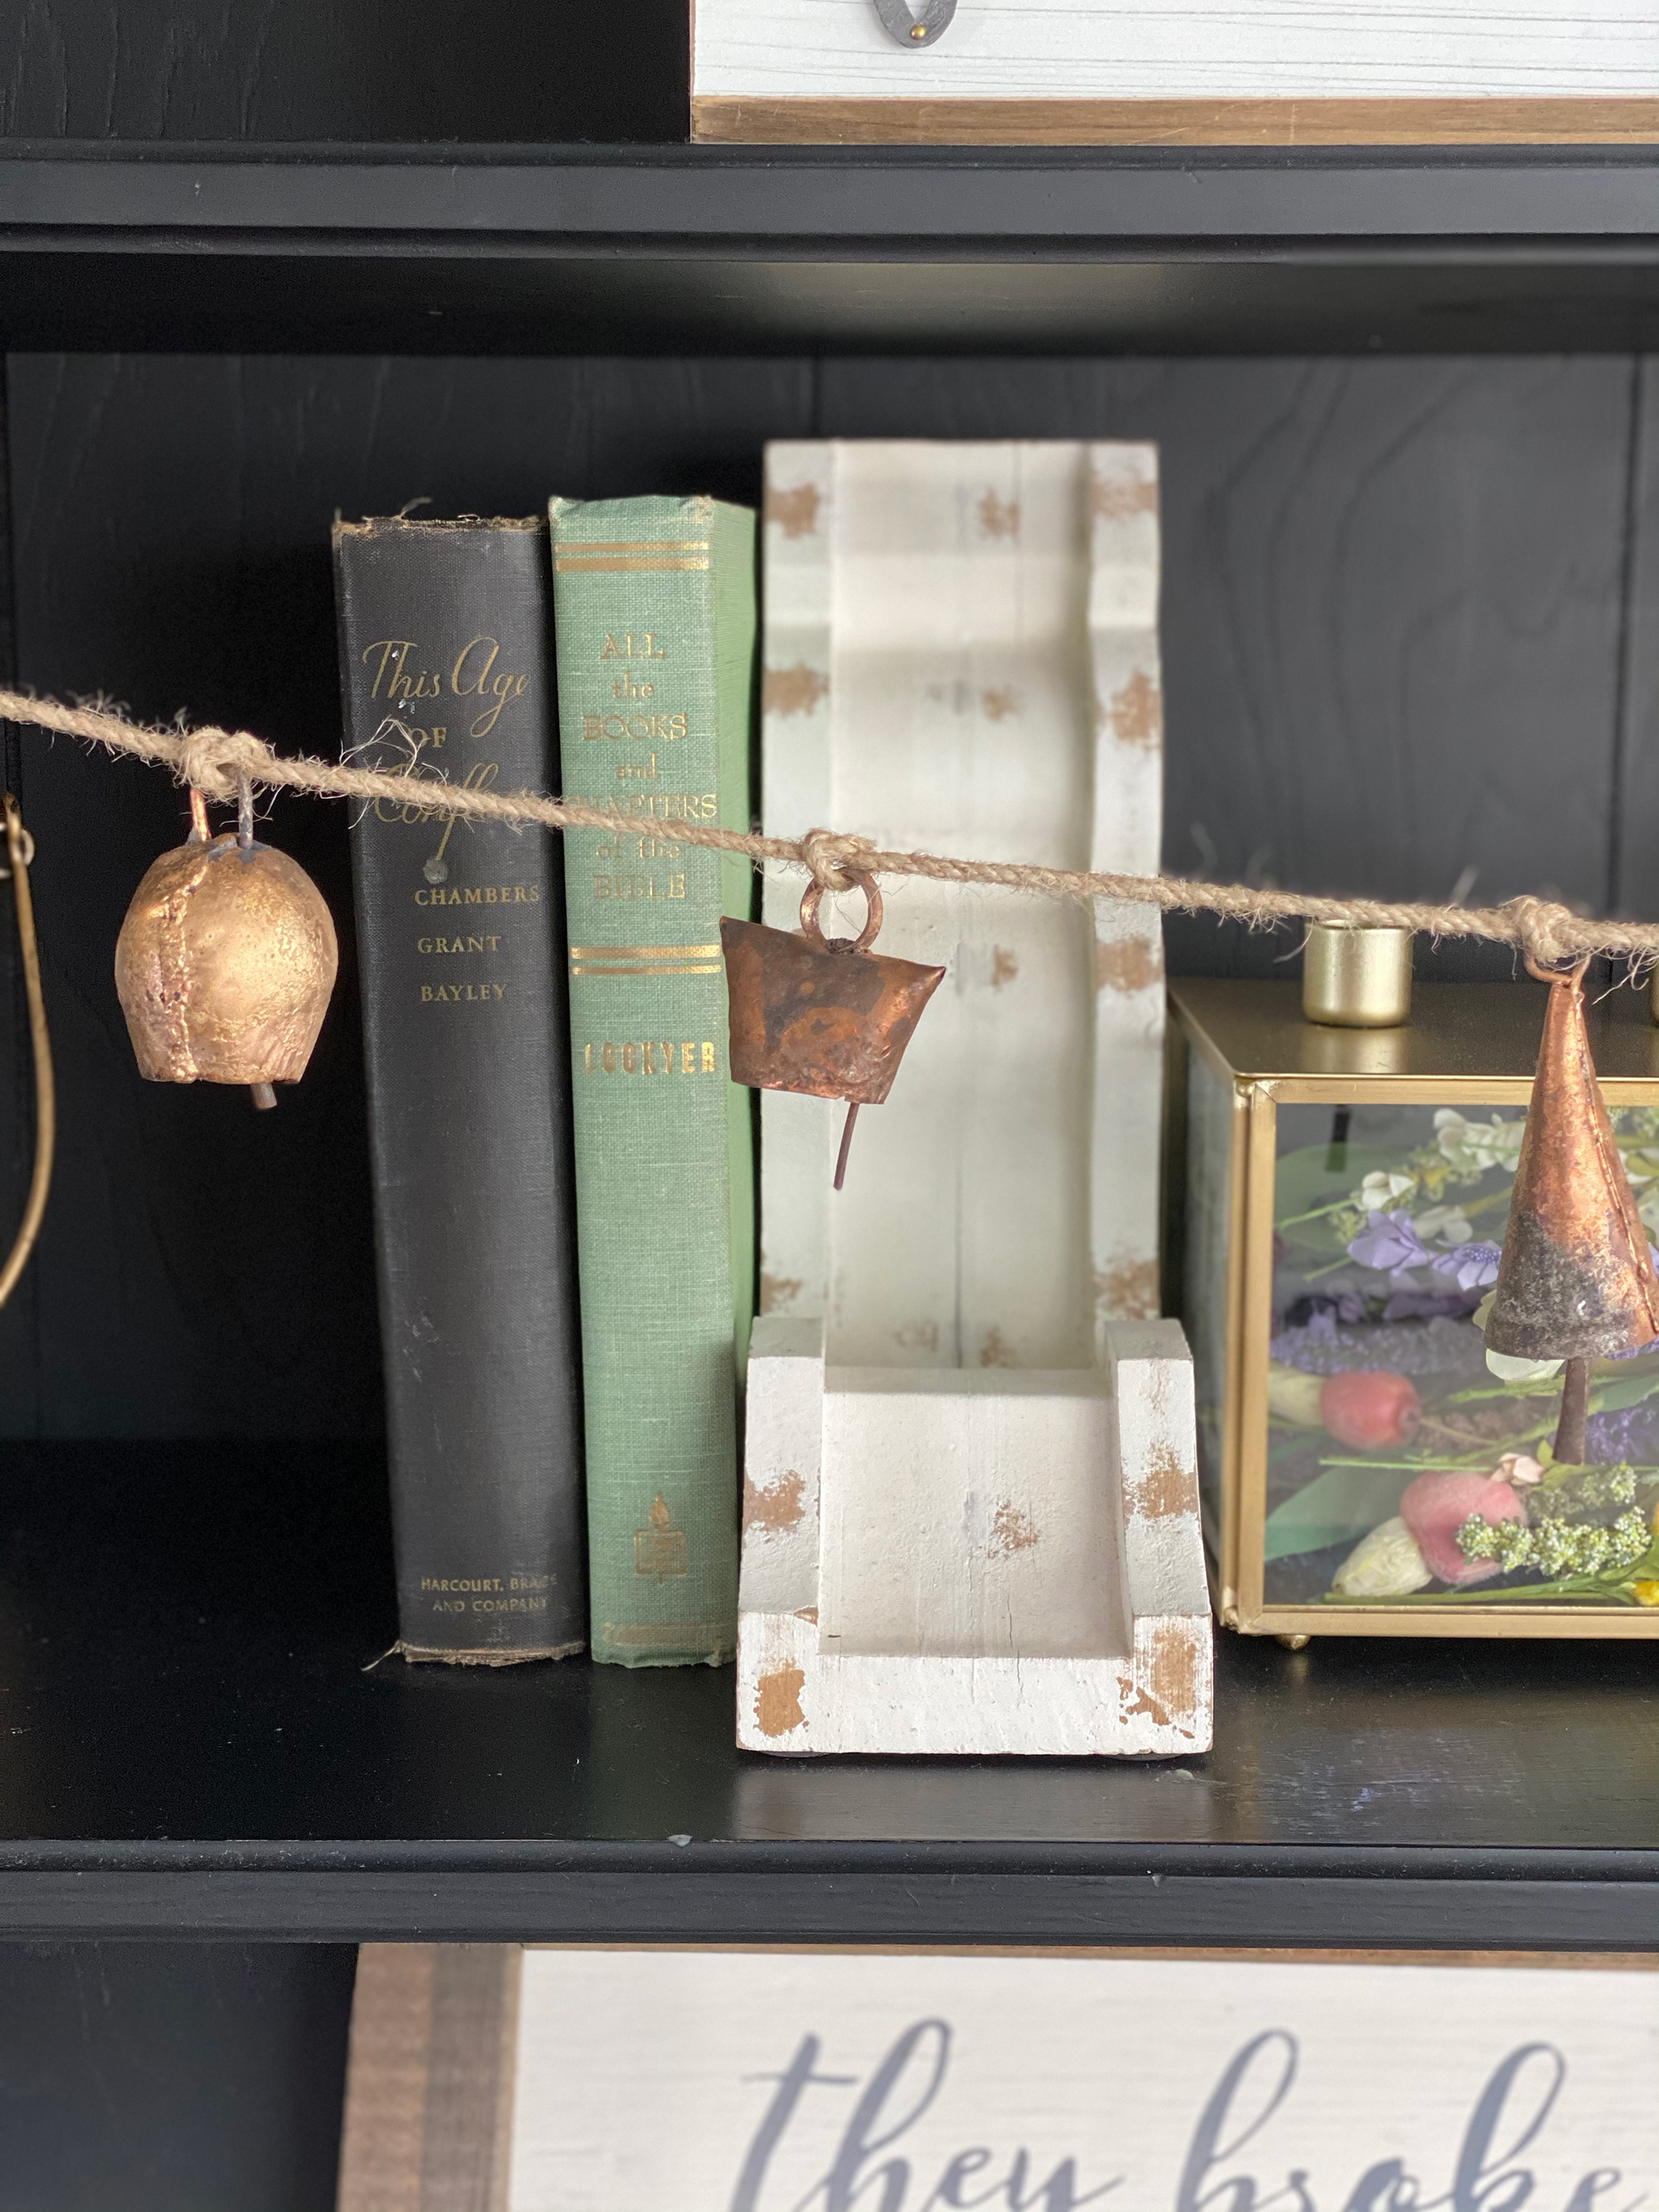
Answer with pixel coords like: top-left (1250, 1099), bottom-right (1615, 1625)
top-left (333, 515), bottom-right (584, 1660)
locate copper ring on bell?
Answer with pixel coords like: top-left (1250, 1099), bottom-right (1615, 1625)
top-left (800, 871), bottom-right (883, 953)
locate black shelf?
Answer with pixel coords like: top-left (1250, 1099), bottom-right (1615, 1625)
top-left (0, 1444), bottom-right (1652, 1946)
top-left (2, 143), bottom-right (1658, 354)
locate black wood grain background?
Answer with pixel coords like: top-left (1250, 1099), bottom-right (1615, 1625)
top-left (0, 1943), bottom-right (356, 2212)
top-left (0, 350), bottom-right (1652, 1440)
top-left (0, 0), bottom-right (688, 143)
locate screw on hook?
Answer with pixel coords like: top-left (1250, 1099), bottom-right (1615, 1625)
top-left (872, 0), bottom-right (957, 43)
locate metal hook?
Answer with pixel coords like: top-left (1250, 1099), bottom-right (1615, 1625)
top-left (872, 0), bottom-right (957, 46)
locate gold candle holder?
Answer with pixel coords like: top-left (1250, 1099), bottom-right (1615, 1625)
top-left (1302, 921), bottom-right (1413, 1029)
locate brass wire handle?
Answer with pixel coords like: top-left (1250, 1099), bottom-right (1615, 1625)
top-left (0, 794), bottom-right (54, 1310)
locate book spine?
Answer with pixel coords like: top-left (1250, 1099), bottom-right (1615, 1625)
top-left (549, 494), bottom-right (756, 1667)
top-left (333, 517), bottom-right (585, 1662)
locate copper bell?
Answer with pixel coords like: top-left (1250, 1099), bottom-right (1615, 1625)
top-left (1485, 955), bottom-right (1659, 1461)
top-left (114, 790), bottom-right (338, 1111)
top-left (722, 872), bottom-right (945, 1189)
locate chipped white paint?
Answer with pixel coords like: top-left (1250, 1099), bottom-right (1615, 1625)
top-left (737, 1315), bottom-right (824, 1616)
top-left (695, 0), bottom-right (1659, 101)
top-left (736, 1318), bottom-right (1210, 1756)
top-left (758, 440), bottom-right (1165, 1364)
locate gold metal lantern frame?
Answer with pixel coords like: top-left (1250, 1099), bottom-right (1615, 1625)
top-left (1170, 978), bottom-right (1659, 1641)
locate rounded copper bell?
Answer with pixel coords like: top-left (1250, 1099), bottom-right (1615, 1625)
top-left (114, 792), bottom-right (338, 1110)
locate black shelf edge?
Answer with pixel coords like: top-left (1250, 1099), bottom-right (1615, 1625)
top-left (0, 1848), bottom-right (1651, 1947)
top-left (2, 1447), bottom-right (1655, 1945)
top-left (2, 141), bottom-right (1658, 245)
top-left (6, 143), bottom-right (1658, 354)
top-left (0, 1835), bottom-right (1652, 1953)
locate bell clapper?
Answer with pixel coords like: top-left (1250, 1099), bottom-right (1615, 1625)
top-left (234, 775), bottom-right (273, 1107)
top-left (1554, 1354), bottom-right (1590, 1466)
top-left (834, 1103), bottom-right (860, 1192)
top-left (805, 876), bottom-right (878, 1194)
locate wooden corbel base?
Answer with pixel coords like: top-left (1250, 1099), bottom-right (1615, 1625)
top-left (736, 1317), bottom-right (1213, 1757)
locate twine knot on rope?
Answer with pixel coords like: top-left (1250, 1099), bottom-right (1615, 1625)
top-left (1501, 896), bottom-right (1591, 973)
top-left (800, 827), bottom-right (879, 894)
top-left (176, 727), bottom-right (270, 803)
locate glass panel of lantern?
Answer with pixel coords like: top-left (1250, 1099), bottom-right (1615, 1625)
top-left (1170, 977), bottom-right (1659, 1639)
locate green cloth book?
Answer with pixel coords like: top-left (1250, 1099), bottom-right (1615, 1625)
top-left (549, 494), bottom-right (757, 1666)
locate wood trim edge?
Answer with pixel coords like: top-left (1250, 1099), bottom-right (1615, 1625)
top-left (336, 1946), bottom-right (437, 2212)
top-left (336, 1945), bottom-right (522, 2212)
top-left (690, 95), bottom-right (1659, 146)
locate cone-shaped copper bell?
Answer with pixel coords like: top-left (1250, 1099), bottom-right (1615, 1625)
top-left (1484, 957), bottom-right (1659, 1361)
top-left (722, 873), bottom-right (944, 1188)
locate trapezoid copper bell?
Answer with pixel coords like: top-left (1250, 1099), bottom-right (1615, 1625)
top-left (721, 873), bottom-right (945, 1189)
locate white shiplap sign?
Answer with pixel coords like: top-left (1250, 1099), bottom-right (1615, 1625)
top-left (505, 1950), bottom-right (1659, 2212)
top-left (693, 0), bottom-right (1659, 102)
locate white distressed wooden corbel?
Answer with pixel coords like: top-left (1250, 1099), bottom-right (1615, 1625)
top-left (736, 1315), bottom-right (1214, 1757)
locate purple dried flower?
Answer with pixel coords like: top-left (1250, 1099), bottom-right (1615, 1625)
top-left (1347, 1209), bottom-right (1428, 1279)
top-left (1585, 1403), bottom-right (1659, 1461)
top-left (1430, 1240), bottom-right (1501, 1291)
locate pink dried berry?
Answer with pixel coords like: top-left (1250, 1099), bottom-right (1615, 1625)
top-left (1399, 1470), bottom-right (1526, 1585)
top-left (1319, 1370), bottom-right (1421, 1451)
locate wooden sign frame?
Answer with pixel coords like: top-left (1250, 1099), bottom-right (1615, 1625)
top-left (336, 1944), bottom-right (1659, 2212)
top-left (688, 0), bottom-right (1659, 143)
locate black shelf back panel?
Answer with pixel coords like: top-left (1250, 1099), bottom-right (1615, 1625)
top-left (0, 1942), bottom-right (355, 2212)
top-left (0, 0), bottom-right (688, 143)
top-left (1, 349), bottom-right (1655, 1441)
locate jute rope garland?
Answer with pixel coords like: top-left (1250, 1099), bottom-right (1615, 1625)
top-left (1, 685), bottom-right (1652, 971)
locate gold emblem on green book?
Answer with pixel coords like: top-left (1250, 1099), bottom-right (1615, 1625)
top-left (634, 1493), bottom-right (688, 1582)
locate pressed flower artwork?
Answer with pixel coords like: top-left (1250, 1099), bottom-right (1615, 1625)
top-left (1263, 1100), bottom-right (1659, 1611)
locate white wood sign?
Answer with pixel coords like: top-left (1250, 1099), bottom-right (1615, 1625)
top-left (759, 439), bottom-right (1165, 1365)
top-left (690, 0), bottom-right (1659, 139)
top-left (337, 1946), bottom-right (1659, 2212)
